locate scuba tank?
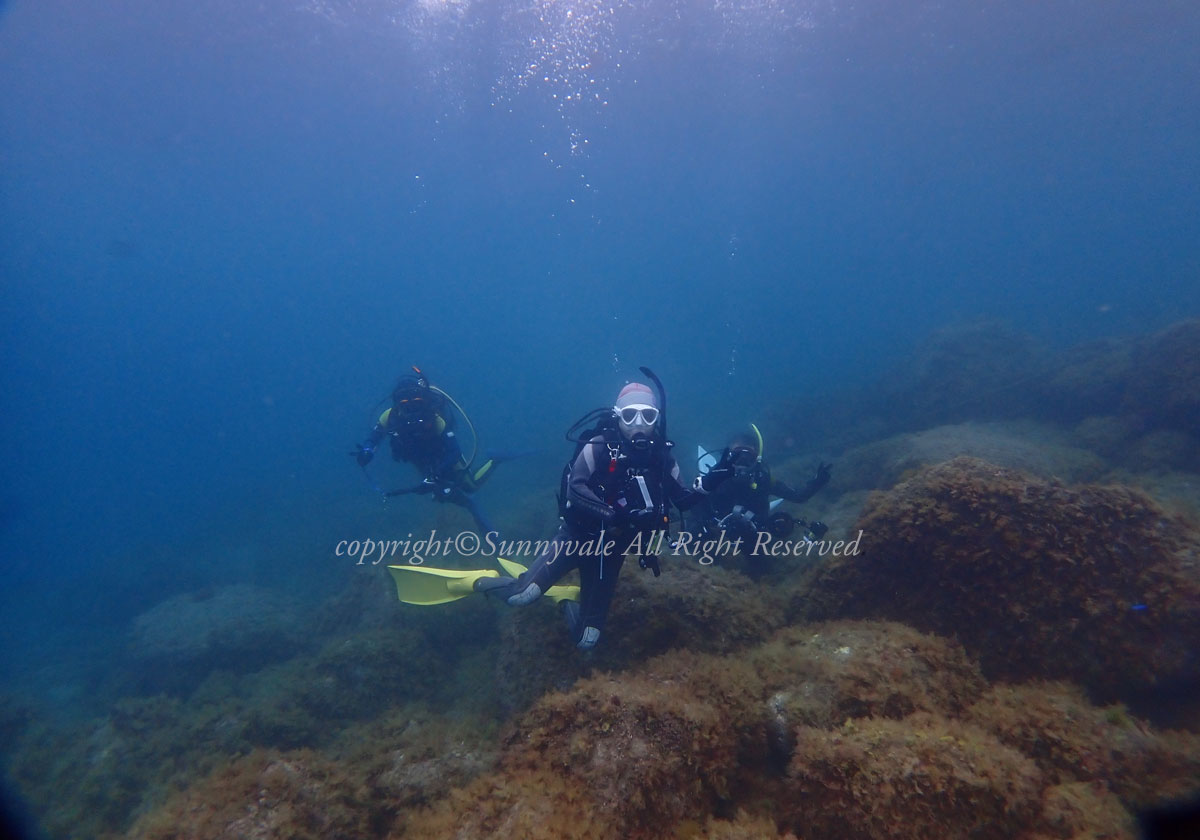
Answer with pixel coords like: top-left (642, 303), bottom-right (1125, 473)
top-left (557, 406), bottom-right (621, 522)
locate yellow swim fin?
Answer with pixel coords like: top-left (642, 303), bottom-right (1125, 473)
top-left (496, 557), bottom-right (580, 604)
top-left (387, 559), bottom-right (581, 606)
top-left (387, 565), bottom-right (501, 606)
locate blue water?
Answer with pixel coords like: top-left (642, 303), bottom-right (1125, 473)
top-left (1, 0), bottom-right (1198, 700)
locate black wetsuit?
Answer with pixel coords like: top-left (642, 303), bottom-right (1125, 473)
top-left (700, 462), bottom-right (824, 527)
top-left (490, 431), bottom-right (707, 649)
top-left (690, 462), bottom-right (827, 576)
top-left (362, 408), bottom-right (500, 535)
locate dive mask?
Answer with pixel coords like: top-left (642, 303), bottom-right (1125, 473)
top-left (618, 405), bottom-right (659, 426)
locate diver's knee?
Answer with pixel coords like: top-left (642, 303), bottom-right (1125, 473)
top-left (576, 626), bottom-right (601, 650)
top-left (475, 576), bottom-right (542, 605)
top-left (506, 581), bottom-right (542, 606)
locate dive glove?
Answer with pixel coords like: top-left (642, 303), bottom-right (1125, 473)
top-left (696, 466), bottom-right (734, 493)
top-left (351, 443), bottom-right (374, 466)
top-left (639, 553), bottom-right (662, 577)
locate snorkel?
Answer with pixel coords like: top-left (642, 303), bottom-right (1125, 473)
top-left (749, 422), bottom-right (764, 489)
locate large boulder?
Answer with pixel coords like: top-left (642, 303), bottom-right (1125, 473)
top-left (128, 585), bottom-right (307, 690)
top-left (875, 321), bottom-right (1052, 428)
top-left (965, 682), bottom-right (1200, 808)
top-left (799, 457), bottom-right (1200, 719)
top-left (123, 749), bottom-right (373, 840)
top-left (782, 714), bottom-right (1045, 840)
top-left (402, 649), bottom-right (767, 839)
top-left (1123, 319), bottom-right (1200, 433)
top-left (1036, 336), bottom-right (1136, 422)
top-left (747, 621), bottom-right (987, 749)
top-left (399, 623), bottom-right (989, 839)
top-left (489, 560), bottom-right (789, 714)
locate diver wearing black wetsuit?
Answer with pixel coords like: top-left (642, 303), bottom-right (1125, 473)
top-left (700, 442), bottom-right (829, 534)
top-left (689, 430), bottom-right (831, 577)
top-left (476, 379), bottom-right (733, 650)
top-left (353, 372), bottom-right (501, 536)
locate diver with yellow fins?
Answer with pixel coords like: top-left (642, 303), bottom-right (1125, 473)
top-left (388, 368), bottom-right (738, 650)
top-left (351, 367), bottom-right (505, 537)
top-left (690, 424), bottom-right (831, 577)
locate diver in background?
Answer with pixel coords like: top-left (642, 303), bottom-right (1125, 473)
top-left (691, 426), bottom-right (831, 577)
top-left (351, 368), bottom-right (503, 536)
top-left (474, 375), bottom-right (735, 650)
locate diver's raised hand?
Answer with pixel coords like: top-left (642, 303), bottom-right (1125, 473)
top-left (351, 443), bottom-right (374, 467)
top-left (695, 467), bottom-right (733, 493)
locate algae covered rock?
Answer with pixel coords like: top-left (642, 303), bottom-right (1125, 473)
top-left (506, 653), bottom-right (761, 837)
top-left (609, 560), bottom-right (788, 656)
top-left (782, 714), bottom-right (1044, 840)
top-left (1038, 336), bottom-right (1135, 422)
top-left (801, 457), bottom-right (1200, 717)
top-left (491, 560), bottom-right (788, 714)
top-left (749, 621), bottom-right (986, 744)
top-left (6, 694), bottom-right (237, 840)
top-left (384, 618), bottom-right (1195, 840)
top-left (1124, 428), bottom-right (1200, 474)
top-left (401, 648), bottom-right (766, 840)
top-left (399, 624), bottom-right (985, 840)
top-left (54, 703), bottom-right (500, 840)
top-left (1035, 781), bottom-right (1137, 840)
top-left (129, 585), bottom-right (307, 684)
top-left (965, 682), bottom-right (1200, 809)
top-left (877, 321), bottom-right (1051, 427)
top-left (1124, 318), bottom-right (1200, 433)
top-left (124, 749), bottom-right (373, 840)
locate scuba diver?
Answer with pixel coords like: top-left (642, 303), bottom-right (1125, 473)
top-left (386, 369), bottom-right (735, 650)
top-left (351, 367), bottom-right (503, 536)
top-left (690, 425), bottom-right (831, 577)
top-left (470, 371), bottom-right (736, 649)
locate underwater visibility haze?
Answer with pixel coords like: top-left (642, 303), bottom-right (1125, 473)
top-left (2, 1), bottom-right (1200, 838)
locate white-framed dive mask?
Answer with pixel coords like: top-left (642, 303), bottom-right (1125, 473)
top-left (617, 405), bottom-right (659, 426)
